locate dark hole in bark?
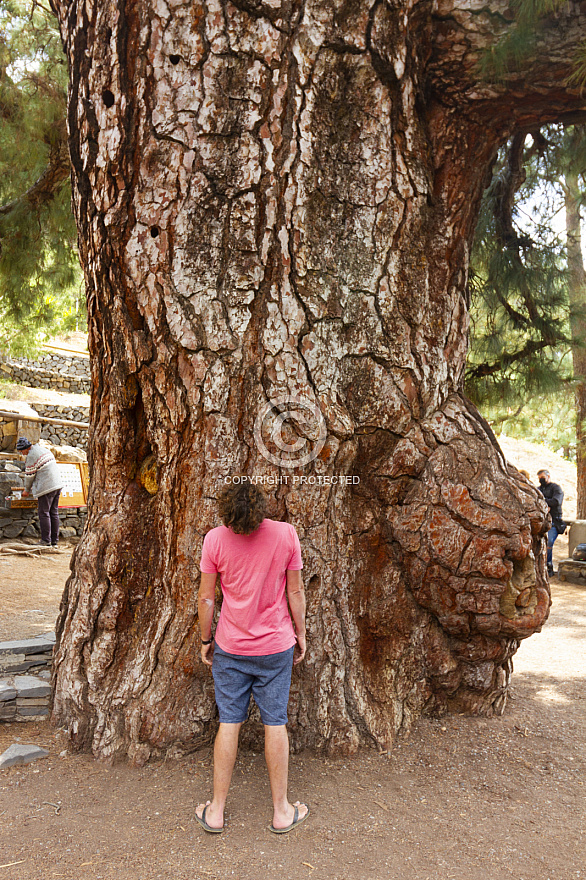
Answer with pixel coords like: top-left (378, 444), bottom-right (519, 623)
top-left (308, 574), bottom-right (320, 591)
top-left (130, 388), bottom-right (152, 468)
top-left (169, 54), bottom-right (182, 65)
top-left (150, 226), bottom-right (160, 238)
top-left (103, 89), bottom-right (115, 108)
top-left (106, 27), bottom-right (113, 41)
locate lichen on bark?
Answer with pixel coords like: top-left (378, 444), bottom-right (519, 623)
top-left (48, 0), bottom-right (586, 762)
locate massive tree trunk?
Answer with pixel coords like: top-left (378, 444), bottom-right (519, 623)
top-left (566, 163), bottom-right (586, 517)
top-left (49, 0), bottom-right (586, 763)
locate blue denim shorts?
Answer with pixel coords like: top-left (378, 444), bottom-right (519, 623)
top-left (212, 644), bottom-right (295, 726)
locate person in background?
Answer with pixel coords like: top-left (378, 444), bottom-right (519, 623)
top-left (196, 482), bottom-right (308, 835)
top-left (17, 437), bottom-right (63, 547)
top-left (537, 468), bottom-right (565, 577)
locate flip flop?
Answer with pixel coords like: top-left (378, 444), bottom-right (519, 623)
top-left (195, 803), bottom-right (224, 834)
top-left (269, 803), bottom-right (310, 834)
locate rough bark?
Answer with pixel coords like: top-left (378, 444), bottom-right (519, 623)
top-left (48, 0), bottom-right (586, 763)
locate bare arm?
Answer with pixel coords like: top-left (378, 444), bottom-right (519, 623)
top-left (198, 571), bottom-right (217, 666)
top-left (286, 569), bottom-right (306, 665)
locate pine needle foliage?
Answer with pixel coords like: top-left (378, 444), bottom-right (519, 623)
top-left (0, 0), bottom-right (84, 356)
top-left (485, 387), bottom-right (577, 459)
top-left (467, 124), bottom-right (586, 457)
top-left (481, 0), bottom-right (586, 88)
top-left (566, 42), bottom-right (586, 91)
top-left (466, 130), bottom-right (571, 408)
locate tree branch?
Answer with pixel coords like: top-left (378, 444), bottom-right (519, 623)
top-left (32, 0), bottom-right (56, 16)
top-left (466, 335), bottom-right (568, 381)
top-left (0, 121), bottom-right (70, 218)
top-left (492, 132), bottom-right (528, 247)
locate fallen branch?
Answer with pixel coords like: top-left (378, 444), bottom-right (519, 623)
top-left (0, 543), bottom-right (62, 556)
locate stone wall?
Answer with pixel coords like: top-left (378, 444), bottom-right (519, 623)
top-left (0, 635), bottom-right (55, 677)
top-left (0, 353), bottom-right (90, 394)
top-left (5, 350), bottom-right (89, 378)
top-left (0, 635), bottom-right (55, 723)
top-left (34, 404), bottom-right (89, 449)
top-left (0, 504), bottom-right (87, 541)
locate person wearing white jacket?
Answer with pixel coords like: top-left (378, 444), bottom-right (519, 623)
top-left (17, 437), bottom-right (63, 547)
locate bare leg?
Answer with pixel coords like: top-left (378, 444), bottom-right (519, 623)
top-left (196, 722), bottom-right (242, 829)
top-left (264, 724), bottom-right (308, 829)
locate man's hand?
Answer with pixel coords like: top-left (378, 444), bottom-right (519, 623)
top-left (293, 632), bottom-right (306, 665)
top-left (201, 641), bottom-right (214, 667)
top-left (21, 489), bottom-right (29, 497)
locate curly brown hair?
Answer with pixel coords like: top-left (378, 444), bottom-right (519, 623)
top-left (218, 483), bottom-right (267, 535)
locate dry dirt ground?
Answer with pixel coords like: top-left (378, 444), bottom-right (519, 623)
top-left (0, 439), bottom-right (584, 880)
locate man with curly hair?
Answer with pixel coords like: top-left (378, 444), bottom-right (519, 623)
top-left (196, 482), bottom-right (309, 834)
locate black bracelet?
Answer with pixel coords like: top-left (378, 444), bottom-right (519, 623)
top-left (201, 636), bottom-right (214, 645)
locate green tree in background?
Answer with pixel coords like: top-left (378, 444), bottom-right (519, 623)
top-left (468, 0), bottom-right (586, 487)
top-left (0, 0), bottom-right (83, 355)
top-left (466, 129), bottom-right (572, 409)
top-left (466, 124), bottom-right (586, 507)
top-left (563, 127), bottom-right (586, 514)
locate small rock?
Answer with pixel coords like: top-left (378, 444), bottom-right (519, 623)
top-left (16, 705), bottom-right (49, 717)
top-left (3, 524), bottom-right (25, 538)
top-left (16, 698), bottom-right (49, 707)
top-left (0, 743), bottom-right (49, 769)
top-left (0, 635), bottom-right (55, 656)
top-left (0, 702), bottom-right (16, 720)
top-left (14, 675), bottom-right (51, 699)
top-left (0, 653), bottom-right (26, 672)
top-left (0, 683), bottom-right (17, 702)
top-left (59, 527), bottom-right (77, 539)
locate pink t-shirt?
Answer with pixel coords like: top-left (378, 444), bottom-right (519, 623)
top-left (200, 518), bottom-right (303, 656)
